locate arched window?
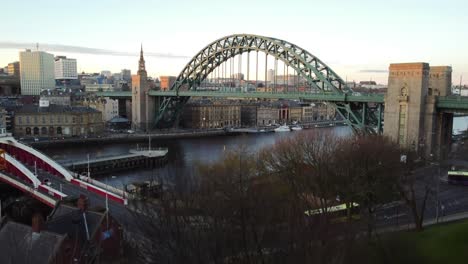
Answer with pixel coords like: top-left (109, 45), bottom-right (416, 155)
top-left (33, 127), bottom-right (39, 135)
top-left (57, 127), bottom-right (62, 135)
top-left (49, 127), bottom-right (54, 135)
top-left (41, 127), bottom-right (47, 135)
top-left (26, 127), bottom-right (31, 135)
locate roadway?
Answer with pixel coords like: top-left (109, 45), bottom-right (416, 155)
top-left (26, 162), bottom-right (133, 226)
top-left (374, 162), bottom-right (468, 230)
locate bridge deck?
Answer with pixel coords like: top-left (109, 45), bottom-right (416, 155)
top-left (96, 90), bottom-right (385, 103)
top-left (97, 90), bottom-right (468, 112)
top-left (61, 149), bottom-right (168, 167)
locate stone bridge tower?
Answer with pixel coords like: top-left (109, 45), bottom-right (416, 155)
top-left (384, 63), bottom-right (452, 159)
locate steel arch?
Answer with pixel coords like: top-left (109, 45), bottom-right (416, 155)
top-left (155, 34), bottom-right (381, 133)
top-left (172, 34), bottom-right (351, 94)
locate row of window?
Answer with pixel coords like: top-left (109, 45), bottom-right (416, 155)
top-left (17, 115), bottom-right (100, 125)
top-left (20, 126), bottom-right (62, 135)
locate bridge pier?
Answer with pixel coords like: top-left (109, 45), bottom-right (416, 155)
top-left (384, 63), bottom-right (452, 159)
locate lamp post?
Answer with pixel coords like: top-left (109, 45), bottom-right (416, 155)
top-left (203, 117), bottom-right (206, 132)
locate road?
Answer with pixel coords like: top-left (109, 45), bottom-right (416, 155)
top-left (374, 161), bottom-right (468, 230)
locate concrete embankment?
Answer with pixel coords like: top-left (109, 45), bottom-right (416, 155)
top-left (28, 130), bottom-right (228, 148)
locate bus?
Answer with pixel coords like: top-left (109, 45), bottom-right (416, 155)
top-left (448, 170), bottom-right (468, 185)
top-left (305, 202), bottom-right (360, 223)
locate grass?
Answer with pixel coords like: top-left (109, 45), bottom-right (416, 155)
top-left (391, 220), bottom-right (468, 264)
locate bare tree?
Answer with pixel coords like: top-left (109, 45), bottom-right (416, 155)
top-left (396, 149), bottom-right (431, 231)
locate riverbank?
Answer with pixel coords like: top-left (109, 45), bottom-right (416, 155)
top-left (26, 121), bottom-right (347, 148)
top-left (28, 129), bottom-right (228, 148)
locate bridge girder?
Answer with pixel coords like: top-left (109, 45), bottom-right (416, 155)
top-left (155, 34), bottom-right (381, 133)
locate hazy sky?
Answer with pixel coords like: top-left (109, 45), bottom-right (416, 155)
top-left (1, 0), bottom-right (467, 84)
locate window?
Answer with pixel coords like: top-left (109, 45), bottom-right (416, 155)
top-left (18, 117), bottom-right (22, 124)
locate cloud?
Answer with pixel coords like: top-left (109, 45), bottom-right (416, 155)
top-left (0, 41), bottom-right (190, 59)
top-left (359, 69), bottom-right (388, 73)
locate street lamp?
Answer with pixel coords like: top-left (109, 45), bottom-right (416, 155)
top-left (429, 154), bottom-right (441, 223)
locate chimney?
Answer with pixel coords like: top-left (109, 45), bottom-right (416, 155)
top-left (77, 195), bottom-right (89, 212)
top-left (31, 213), bottom-right (44, 233)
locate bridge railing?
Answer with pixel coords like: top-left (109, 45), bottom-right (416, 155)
top-left (0, 172), bottom-right (58, 207)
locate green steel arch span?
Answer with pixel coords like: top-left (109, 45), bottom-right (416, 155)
top-left (155, 34), bottom-right (383, 133)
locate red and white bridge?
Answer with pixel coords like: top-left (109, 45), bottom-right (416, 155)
top-left (0, 135), bottom-right (127, 207)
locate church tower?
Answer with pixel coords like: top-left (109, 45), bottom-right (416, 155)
top-left (132, 44), bottom-right (149, 131)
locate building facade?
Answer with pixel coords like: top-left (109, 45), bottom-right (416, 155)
top-left (86, 97), bottom-right (119, 122)
top-left (121, 69), bottom-right (131, 82)
top-left (19, 49), bottom-right (55, 95)
top-left (40, 90), bottom-right (71, 106)
top-left (7, 61), bottom-right (20, 77)
top-left (54, 56), bottom-right (77, 80)
top-left (14, 102), bottom-right (103, 138)
top-left (182, 102), bottom-right (240, 129)
top-left (257, 106), bottom-right (279, 126)
top-left (84, 83), bottom-right (115, 92)
top-left (240, 105), bottom-right (258, 127)
top-left (160, 76), bottom-right (177, 91)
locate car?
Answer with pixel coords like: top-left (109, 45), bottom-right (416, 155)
top-left (127, 130), bottom-right (135, 134)
top-left (34, 138), bottom-right (39, 142)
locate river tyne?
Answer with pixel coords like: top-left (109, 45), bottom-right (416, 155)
top-left (40, 117), bottom-right (467, 188)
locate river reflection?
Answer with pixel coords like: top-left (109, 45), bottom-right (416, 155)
top-left (40, 116), bottom-right (467, 187)
top-left (41, 126), bottom-right (351, 186)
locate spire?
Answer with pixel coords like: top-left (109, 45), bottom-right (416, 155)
top-left (140, 43), bottom-right (143, 60)
top-left (138, 43), bottom-right (146, 74)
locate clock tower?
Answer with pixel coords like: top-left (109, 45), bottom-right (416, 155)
top-left (132, 44), bottom-right (151, 131)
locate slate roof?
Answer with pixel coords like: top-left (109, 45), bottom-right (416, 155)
top-left (0, 221), bottom-right (66, 264)
top-left (46, 204), bottom-right (106, 247)
top-left (16, 104), bottom-right (100, 114)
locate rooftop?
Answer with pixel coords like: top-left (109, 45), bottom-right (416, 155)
top-left (16, 104), bottom-right (101, 114)
top-left (0, 221), bottom-right (66, 264)
top-left (46, 203), bottom-right (106, 247)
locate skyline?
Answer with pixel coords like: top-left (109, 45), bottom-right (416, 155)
top-left (1, 0), bottom-right (468, 84)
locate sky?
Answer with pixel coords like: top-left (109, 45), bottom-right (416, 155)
top-left (1, 0), bottom-right (467, 84)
